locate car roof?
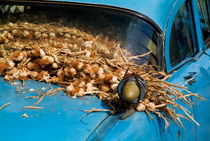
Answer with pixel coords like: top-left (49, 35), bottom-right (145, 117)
top-left (48, 0), bottom-right (177, 32)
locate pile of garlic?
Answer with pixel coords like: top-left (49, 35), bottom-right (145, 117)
top-left (0, 21), bottom-right (128, 99)
top-left (0, 16), bottom-right (203, 128)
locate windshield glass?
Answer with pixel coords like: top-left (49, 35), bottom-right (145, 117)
top-left (0, 4), bottom-right (159, 65)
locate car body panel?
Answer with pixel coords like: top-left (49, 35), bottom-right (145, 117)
top-left (87, 111), bottom-right (197, 141)
top-left (0, 79), bottom-right (110, 141)
top-left (164, 0), bottom-right (210, 139)
top-left (206, 48), bottom-right (210, 55)
top-left (192, 53), bottom-right (210, 140)
top-left (167, 52), bottom-right (210, 139)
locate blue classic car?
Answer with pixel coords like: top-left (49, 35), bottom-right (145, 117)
top-left (0, 0), bottom-right (209, 141)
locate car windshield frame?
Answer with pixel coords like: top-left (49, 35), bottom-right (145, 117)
top-left (0, 0), bottom-right (164, 70)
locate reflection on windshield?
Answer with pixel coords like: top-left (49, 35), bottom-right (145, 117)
top-left (0, 4), bottom-right (158, 65)
top-left (68, 7), bottom-right (159, 64)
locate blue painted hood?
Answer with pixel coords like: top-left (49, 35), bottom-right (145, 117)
top-left (0, 79), bottom-right (110, 141)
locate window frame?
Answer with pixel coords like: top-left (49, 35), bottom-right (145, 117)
top-left (165, 0), bottom-right (205, 73)
top-left (169, 1), bottom-right (198, 67)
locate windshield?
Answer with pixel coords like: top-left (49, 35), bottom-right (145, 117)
top-left (0, 4), bottom-right (159, 65)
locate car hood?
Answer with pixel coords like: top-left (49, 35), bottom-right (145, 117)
top-left (0, 78), bottom-right (110, 141)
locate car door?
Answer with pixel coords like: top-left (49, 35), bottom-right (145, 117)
top-left (165, 0), bottom-right (210, 140)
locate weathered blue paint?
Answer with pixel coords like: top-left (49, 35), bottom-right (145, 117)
top-left (87, 111), bottom-right (197, 141)
top-left (206, 48), bottom-right (210, 55)
top-left (0, 79), bottom-right (110, 141)
top-left (167, 55), bottom-right (210, 141)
